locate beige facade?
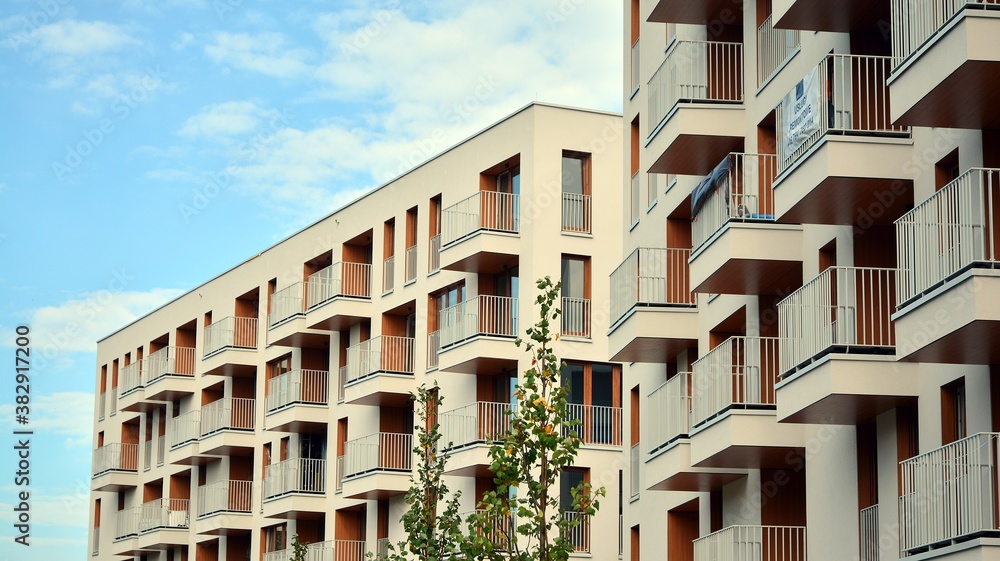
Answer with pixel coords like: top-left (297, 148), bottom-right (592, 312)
top-left (87, 103), bottom-right (625, 561)
top-left (623, 2), bottom-right (1000, 561)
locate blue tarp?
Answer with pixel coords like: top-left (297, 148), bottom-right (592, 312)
top-left (691, 156), bottom-right (730, 217)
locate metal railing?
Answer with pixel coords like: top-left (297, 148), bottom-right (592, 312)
top-left (307, 262), bottom-right (373, 308)
top-left (563, 512), bottom-right (591, 553)
top-left (896, 168), bottom-right (1000, 304)
top-left (648, 372), bottom-right (693, 454)
top-left (899, 432), bottom-right (1000, 554)
top-left (156, 435), bottom-right (165, 466)
top-left (891, 0), bottom-right (1000, 68)
top-left (263, 539), bottom-right (362, 561)
top-left (197, 480), bottom-right (252, 517)
top-left (631, 38), bottom-right (640, 92)
top-left (343, 432), bottom-right (412, 477)
top-left (203, 316), bottom-right (258, 357)
top-left (92, 442), bottom-right (138, 476)
top-left (98, 392), bottom-right (106, 421)
top-left (143, 440), bottom-right (152, 471)
top-left (263, 458), bottom-right (327, 498)
top-left (143, 346), bottom-right (196, 384)
top-left (269, 283), bottom-right (305, 327)
top-left (266, 369), bottom-right (329, 412)
top-left (610, 247), bottom-right (695, 325)
top-left (92, 525), bottom-right (99, 555)
top-left (427, 330), bottom-right (440, 370)
top-left (630, 172), bottom-right (641, 226)
top-left (777, 54), bottom-right (907, 173)
top-left (345, 335), bottom-right (415, 383)
top-left (757, 14), bottom-right (800, 86)
top-left (114, 506), bottom-right (140, 540)
top-left (692, 153), bottom-right (778, 250)
top-left (119, 360), bottom-right (143, 396)
top-left (336, 455), bottom-right (344, 492)
top-left (779, 267), bottom-right (896, 374)
top-left (463, 509), bottom-right (514, 551)
top-left (109, 387), bottom-right (117, 415)
top-left (376, 538), bottom-right (389, 561)
top-left (860, 504), bottom-right (880, 561)
top-left (138, 498), bottom-right (189, 532)
top-left (170, 410), bottom-right (200, 448)
top-left (439, 295), bottom-right (518, 348)
top-left (561, 297), bottom-right (591, 338)
top-left (691, 336), bottom-right (780, 427)
top-left (440, 401), bottom-right (511, 449)
top-left (383, 255), bottom-right (395, 293)
top-left (338, 366), bottom-right (347, 403)
top-left (405, 244), bottom-right (418, 283)
top-left (200, 397), bottom-right (254, 436)
top-left (562, 192), bottom-right (592, 233)
top-left (648, 40), bottom-right (743, 133)
top-left (630, 443), bottom-right (641, 499)
top-left (648, 173), bottom-right (659, 208)
top-left (428, 234), bottom-right (441, 273)
top-left (564, 403), bottom-right (621, 446)
top-left (442, 191), bottom-right (520, 245)
top-left (693, 525), bottom-right (807, 561)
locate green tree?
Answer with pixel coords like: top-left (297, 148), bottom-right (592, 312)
top-left (289, 534), bottom-right (309, 561)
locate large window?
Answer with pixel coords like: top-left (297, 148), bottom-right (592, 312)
top-left (562, 362), bottom-right (620, 445)
top-left (561, 256), bottom-right (590, 337)
top-left (562, 151), bottom-right (592, 233)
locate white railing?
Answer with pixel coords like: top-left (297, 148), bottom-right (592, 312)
top-left (203, 316), bottom-right (258, 357)
top-left (691, 337), bottom-right (780, 427)
top-left (343, 432), bottom-right (412, 478)
top-left (692, 153), bottom-right (778, 250)
top-left (563, 512), bottom-right (591, 553)
top-left (200, 397), bottom-right (254, 436)
top-left (119, 360), bottom-right (143, 396)
top-left (648, 372), bottom-right (693, 454)
top-left (269, 282), bottom-right (305, 327)
top-left (891, 0), bottom-right (1000, 68)
top-left (197, 480), bottom-right (252, 517)
top-left (405, 244), bottom-right (418, 283)
top-left (757, 14), bottom-right (800, 86)
top-left (263, 458), bottom-right (327, 498)
top-left (630, 38), bottom-right (640, 92)
top-left (648, 173), bottom-right (659, 208)
top-left (779, 267), bottom-right (896, 374)
top-left (144, 346), bottom-right (196, 384)
top-left (630, 172), bottom-right (641, 226)
top-left (98, 392), bottom-right (106, 420)
top-left (336, 455), bottom-right (344, 492)
top-left (610, 247), bottom-right (695, 325)
top-left (630, 443), bottom-right (641, 499)
top-left (463, 509), bottom-right (514, 551)
top-left (896, 168), bottom-right (1000, 304)
top-left (266, 369), bottom-right (329, 412)
top-left (442, 191), bottom-right (520, 245)
top-left (376, 538), bottom-right (389, 561)
top-left (427, 330), bottom-right (440, 370)
top-left (93, 525), bottom-right (99, 555)
top-left (143, 440), bottom-right (152, 471)
top-left (307, 262), bottom-right (373, 308)
top-left (383, 255), bottom-right (395, 293)
top-left (109, 387), bottom-right (117, 415)
top-left (428, 234), bottom-right (441, 273)
top-left (338, 366), bottom-right (347, 403)
top-left (562, 192), bottom-right (592, 233)
top-left (564, 403), bottom-right (621, 446)
top-left (439, 295), bottom-right (518, 348)
top-left (648, 40), bottom-right (743, 133)
top-left (264, 539), bottom-right (356, 561)
top-left (170, 410), bottom-right (200, 448)
top-left (345, 335), bottom-right (415, 382)
top-left (440, 401), bottom-right (511, 449)
top-left (693, 525), bottom-right (807, 561)
top-left (777, 54), bottom-right (907, 173)
top-left (561, 297), bottom-right (591, 338)
top-left (92, 442), bottom-right (138, 475)
top-left (860, 504), bottom-right (880, 561)
top-left (899, 432), bottom-right (1000, 554)
top-left (138, 498), bottom-right (189, 532)
top-left (156, 435), bottom-right (165, 466)
top-left (114, 506), bottom-right (140, 540)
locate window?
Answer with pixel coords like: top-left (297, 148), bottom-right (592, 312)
top-left (560, 256), bottom-right (590, 337)
top-left (562, 151), bottom-right (592, 233)
top-left (405, 207), bottom-right (418, 283)
top-left (942, 378), bottom-right (967, 444)
top-left (561, 468), bottom-right (587, 512)
top-left (264, 524), bottom-right (286, 553)
top-left (561, 362), bottom-right (621, 445)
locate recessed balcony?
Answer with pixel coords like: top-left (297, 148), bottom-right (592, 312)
top-left (694, 525), bottom-right (806, 561)
top-left (341, 432), bottom-right (412, 499)
top-left (168, 410), bottom-right (202, 465)
top-left (437, 295), bottom-right (519, 374)
top-left (135, 498), bottom-right (191, 550)
top-left (262, 458), bottom-right (328, 519)
top-left (202, 316), bottom-right (258, 377)
top-left (91, 442), bottom-right (138, 491)
top-left (264, 369), bottom-right (330, 432)
top-left (440, 401), bottom-right (510, 477)
top-left (305, 261), bottom-right (373, 332)
top-left (195, 480), bottom-right (253, 535)
top-left (142, 346), bottom-right (196, 401)
top-left (341, 336), bottom-right (415, 406)
top-left (263, 540), bottom-right (366, 561)
top-left (440, 191), bottom-right (520, 273)
top-left (198, 398), bottom-right (256, 456)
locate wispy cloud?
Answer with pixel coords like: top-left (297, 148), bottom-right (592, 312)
top-left (204, 31), bottom-right (312, 79)
top-left (178, 100), bottom-right (284, 140)
top-left (0, 392), bottom-right (94, 447)
top-left (18, 19), bottom-right (139, 56)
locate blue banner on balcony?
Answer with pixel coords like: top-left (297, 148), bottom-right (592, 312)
top-left (782, 66), bottom-right (821, 158)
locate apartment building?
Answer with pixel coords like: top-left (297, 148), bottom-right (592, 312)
top-left (621, 1), bottom-right (1000, 561)
top-left (87, 102), bottom-right (625, 561)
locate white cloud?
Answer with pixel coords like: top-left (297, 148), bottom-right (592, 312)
top-left (20, 19), bottom-right (138, 56)
top-left (0, 392), bottom-right (94, 447)
top-left (177, 100), bottom-right (284, 140)
top-left (204, 31), bottom-right (312, 79)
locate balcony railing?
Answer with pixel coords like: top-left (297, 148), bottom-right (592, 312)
top-left (114, 506), bottom-right (140, 540)
top-left (563, 512), bottom-right (591, 553)
top-left (691, 336), bottom-right (780, 427)
top-left (200, 397), bottom-right (254, 436)
top-left (427, 330), bottom-right (440, 370)
top-left (98, 392), bottom-right (106, 421)
top-left (343, 432), bottom-right (412, 478)
top-left (562, 192), bottom-right (592, 234)
top-left (899, 432), bottom-right (1000, 555)
top-left (463, 509), bottom-right (514, 551)
top-left (263, 458), bottom-right (327, 498)
top-left (337, 366), bottom-right (347, 403)
top-left (307, 262), bottom-right (373, 308)
top-left (156, 435), bottom-right (164, 466)
top-left (648, 40), bottom-right (743, 133)
top-left (692, 153), bottom-right (778, 250)
top-left (860, 504), bottom-right (880, 561)
top-left (757, 14), bottom-right (800, 86)
top-left (110, 387), bottom-right (117, 415)
top-left (170, 410), bottom-right (200, 448)
top-left (440, 401), bottom-right (511, 450)
top-left (405, 244), bottom-right (417, 283)
top-left (439, 295), bottom-right (518, 348)
top-left (564, 403), bottom-right (621, 446)
top-left (560, 297), bottom-right (591, 338)
top-left (630, 172), bottom-right (641, 226)
top-left (143, 440), bottom-right (152, 471)
top-left (266, 369), bottom-right (329, 412)
top-left (92, 442), bottom-right (138, 476)
top-left (376, 538), bottom-right (389, 561)
top-left (896, 168), bottom-right (1000, 305)
top-left (336, 455), bottom-right (344, 492)
top-left (144, 346), bottom-right (196, 384)
top-left (630, 443), bottom-right (641, 499)
top-left (269, 283), bottom-right (305, 327)
top-left (610, 247), bottom-right (695, 325)
top-left (119, 360), bottom-right (143, 396)
top-left (648, 372), bottom-right (693, 454)
top-left (383, 255), bottom-right (395, 293)
top-left (345, 335), bottom-right (415, 383)
top-left (693, 525), bottom-right (806, 561)
top-left (263, 539), bottom-right (364, 561)
top-left (203, 316), bottom-right (258, 357)
top-left (779, 267), bottom-right (896, 375)
top-left (891, 0), bottom-right (997, 67)
top-left (777, 54), bottom-right (907, 173)
top-left (138, 498), bottom-right (189, 532)
top-left (93, 525), bottom-right (99, 555)
top-left (197, 480), bottom-right (252, 517)
top-left (442, 191), bottom-right (520, 245)
top-left (428, 234), bottom-right (441, 273)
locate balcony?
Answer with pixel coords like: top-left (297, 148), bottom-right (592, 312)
top-left (647, 40), bottom-right (744, 176)
top-left (462, 509), bottom-right (515, 552)
top-left (118, 360), bottom-right (149, 412)
top-left (777, 267), bottom-right (918, 424)
top-left (774, 54), bottom-right (912, 226)
top-left (648, 0), bottom-right (742, 25)
top-left (135, 498), bottom-right (190, 550)
top-left (202, 316), bottom-right (258, 376)
top-left (694, 525), bottom-right (806, 561)
top-left (142, 346), bottom-right (196, 401)
top-left (562, 192), bottom-right (592, 234)
top-left (168, 410), bottom-right (201, 464)
top-left (195, 479), bottom-right (253, 535)
top-left (92, 443), bottom-right (138, 491)
top-left (383, 255), bottom-right (395, 293)
top-left (560, 297), bottom-right (591, 339)
top-left (774, 0), bottom-right (889, 32)
top-left (890, 0), bottom-right (1000, 128)
top-left (894, 169), bottom-right (1000, 363)
top-left (112, 506), bottom-right (140, 555)
top-left (265, 369), bottom-right (329, 432)
top-left (305, 262), bottom-right (373, 332)
top-left (428, 234), bottom-right (441, 273)
top-left (263, 540), bottom-right (366, 561)
top-left (899, 433), bottom-right (1000, 556)
top-left (440, 191), bottom-right (520, 273)
top-left (262, 458), bottom-right (328, 518)
top-left (341, 432), bottom-right (412, 499)
top-left (342, 336), bottom-right (415, 406)
top-left (405, 244), bottom-right (417, 283)
top-left (440, 401), bottom-right (510, 476)
top-left (691, 153), bottom-right (803, 295)
top-left (757, 14), bottom-right (800, 88)
top-left (198, 397), bottom-right (255, 455)
top-left (565, 403), bottom-right (622, 447)
top-left (437, 295), bottom-right (518, 374)
top-left (608, 248), bottom-right (697, 363)
top-left (563, 512), bottom-right (591, 554)
top-left (860, 504), bottom-right (879, 561)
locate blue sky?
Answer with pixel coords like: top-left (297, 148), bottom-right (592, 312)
top-left (0, 1), bottom-right (622, 558)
